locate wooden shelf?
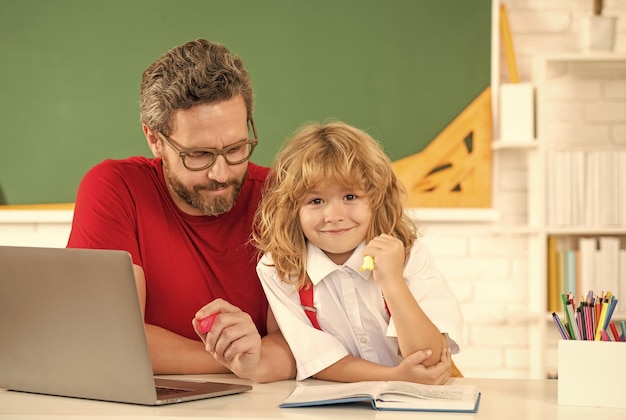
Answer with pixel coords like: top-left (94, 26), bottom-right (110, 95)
top-left (546, 227), bottom-right (626, 236)
top-left (534, 52), bottom-right (626, 62)
top-left (406, 208), bottom-right (499, 223)
top-left (492, 140), bottom-right (538, 150)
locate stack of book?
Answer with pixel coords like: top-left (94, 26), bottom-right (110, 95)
top-left (547, 236), bottom-right (625, 312)
top-left (546, 150), bottom-right (626, 227)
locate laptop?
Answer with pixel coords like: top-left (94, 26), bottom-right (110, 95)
top-left (0, 245), bottom-right (252, 405)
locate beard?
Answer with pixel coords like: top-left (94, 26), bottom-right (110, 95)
top-left (163, 160), bottom-right (246, 216)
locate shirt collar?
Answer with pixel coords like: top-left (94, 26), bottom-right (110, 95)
top-left (306, 241), bottom-right (370, 285)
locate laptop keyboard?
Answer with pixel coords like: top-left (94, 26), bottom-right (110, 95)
top-left (156, 386), bottom-right (192, 396)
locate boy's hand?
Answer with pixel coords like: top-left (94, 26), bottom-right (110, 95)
top-left (393, 347), bottom-right (452, 385)
top-left (362, 234), bottom-right (405, 285)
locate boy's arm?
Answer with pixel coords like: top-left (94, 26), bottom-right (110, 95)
top-left (364, 235), bottom-right (444, 365)
top-left (383, 280), bottom-right (444, 365)
top-left (313, 345), bottom-right (452, 385)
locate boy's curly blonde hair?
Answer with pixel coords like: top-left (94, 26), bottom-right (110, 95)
top-left (253, 121), bottom-right (417, 290)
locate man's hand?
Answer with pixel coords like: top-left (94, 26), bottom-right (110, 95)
top-left (193, 298), bottom-right (262, 378)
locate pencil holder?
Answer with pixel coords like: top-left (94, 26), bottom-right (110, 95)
top-left (558, 340), bottom-right (626, 408)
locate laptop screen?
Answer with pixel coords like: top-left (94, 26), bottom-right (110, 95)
top-left (0, 246), bottom-right (251, 405)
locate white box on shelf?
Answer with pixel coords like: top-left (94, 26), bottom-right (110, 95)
top-left (558, 340), bottom-right (626, 408)
top-left (580, 16), bottom-right (618, 51)
top-left (499, 83), bottom-right (534, 142)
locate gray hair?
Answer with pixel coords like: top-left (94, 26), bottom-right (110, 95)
top-left (140, 39), bottom-right (253, 135)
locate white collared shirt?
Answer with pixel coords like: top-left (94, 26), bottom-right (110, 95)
top-left (257, 240), bottom-right (463, 380)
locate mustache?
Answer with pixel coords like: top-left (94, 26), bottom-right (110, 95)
top-left (196, 179), bottom-right (236, 191)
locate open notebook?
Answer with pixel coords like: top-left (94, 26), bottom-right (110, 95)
top-left (0, 245), bottom-right (251, 405)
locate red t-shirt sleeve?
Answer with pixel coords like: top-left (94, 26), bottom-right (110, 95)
top-left (67, 159), bottom-right (143, 266)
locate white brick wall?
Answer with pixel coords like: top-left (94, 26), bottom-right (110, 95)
top-left (1, 0), bottom-right (625, 379)
top-left (0, 209), bottom-right (73, 250)
top-left (430, 0), bottom-right (626, 378)
top-left (502, 0), bottom-right (626, 82)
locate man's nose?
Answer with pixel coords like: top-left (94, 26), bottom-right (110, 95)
top-left (207, 155), bottom-right (229, 183)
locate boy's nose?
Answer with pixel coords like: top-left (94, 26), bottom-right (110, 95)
top-left (324, 202), bottom-right (345, 223)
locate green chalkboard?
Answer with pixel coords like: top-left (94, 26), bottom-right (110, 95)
top-left (0, 0), bottom-right (491, 205)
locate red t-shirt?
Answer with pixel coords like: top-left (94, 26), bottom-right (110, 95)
top-left (67, 157), bottom-right (269, 340)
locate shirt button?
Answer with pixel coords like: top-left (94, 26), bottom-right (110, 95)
top-left (360, 337), bottom-right (368, 344)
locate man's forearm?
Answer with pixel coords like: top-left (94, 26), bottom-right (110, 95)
top-left (244, 332), bottom-right (296, 383)
top-left (145, 324), bottom-right (229, 375)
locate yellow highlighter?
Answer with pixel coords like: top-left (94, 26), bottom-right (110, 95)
top-left (359, 255), bottom-right (375, 272)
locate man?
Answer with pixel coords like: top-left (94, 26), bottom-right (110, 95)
top-left (68, 39), bottom-right (452, 384)
top-left (67, 39), bottom-right (292, 381)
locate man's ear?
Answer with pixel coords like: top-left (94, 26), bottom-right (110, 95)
top-left (143, 124), bottom-right (163, 158)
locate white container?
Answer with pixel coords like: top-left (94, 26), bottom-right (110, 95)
top-left (499, 83), bottom-right (534, 142)
top-left (580, 16), bottom-right (618, 51)
top-left (558, 340), bottom-right (626, 408)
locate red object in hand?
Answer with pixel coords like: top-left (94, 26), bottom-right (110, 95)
top-left (198, 313), bottom-right (218, 333)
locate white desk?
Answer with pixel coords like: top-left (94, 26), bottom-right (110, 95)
top-left (1, 375), bottom-right (625, 419)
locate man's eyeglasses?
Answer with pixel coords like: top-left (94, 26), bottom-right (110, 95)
top-left (157, 119), bottom-right (258, 171)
